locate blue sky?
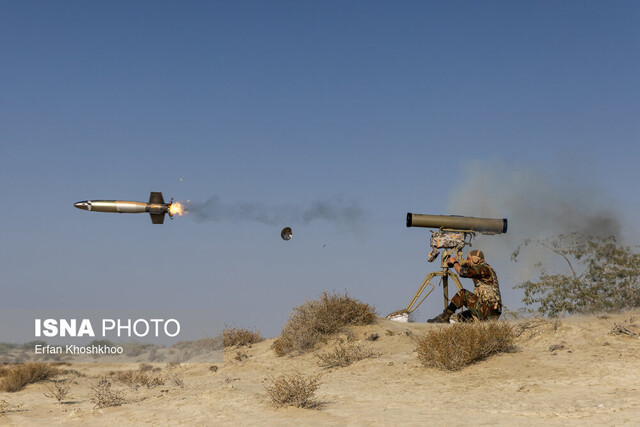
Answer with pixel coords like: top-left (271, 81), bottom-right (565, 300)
top-left (1, 1), bottom-right (638, 336)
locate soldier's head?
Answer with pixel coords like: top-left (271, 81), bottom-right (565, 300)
top-left (467, 249), bottom-right (485, 266)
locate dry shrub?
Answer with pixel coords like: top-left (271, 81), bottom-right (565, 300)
top-left (113, 369), bottom-right (165, 389)
top-left (548, 344), bottom-right (565, 352)
top-left (234, 351), bottom-right (248, 362)
top-left (43, 376), bottom-right (75, 403)
top-left (0, 399), bottom-right (23, 415)
top-left (223, 327), bottom-right (264, 347)
top-left (169, 374), bottom-right (184, 388)
top-left (266, 373), bottom-right (322, 409)
top-left (610, 320), bottom-right (639, 337)
top-left (416, 321), bottom-right (515, 371)
top-left (611, 324), bottom-right (637, 337)
top-left (272, 291), bottom-right (376, 356)
top-left (0, 363), bottom-right (60, 392)
top-left (512, 318), bottom-right (551, 338)
top-left (91, 378), bottom-right (126, 409)
top-left (366, 333), bottom-right (379, 341)
top-left (316, 343), bottom-right (376, 368)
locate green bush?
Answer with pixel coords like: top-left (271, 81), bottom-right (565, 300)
top-left (513, 233), bottom-right (640, 316)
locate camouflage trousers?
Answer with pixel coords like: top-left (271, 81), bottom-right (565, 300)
top-left (450, 289), bottom-right (501, 321)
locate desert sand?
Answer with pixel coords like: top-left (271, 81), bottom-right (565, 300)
top-left (1, 311), bottom-right (639, 426)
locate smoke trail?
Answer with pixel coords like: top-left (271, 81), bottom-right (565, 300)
top-left (446, 160), bottom-right (623, 286)
top-left (186, 196), bottom-right (366, 235)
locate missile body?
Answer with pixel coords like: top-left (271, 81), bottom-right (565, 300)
top-left (74, 192), bottom-right (173, 224)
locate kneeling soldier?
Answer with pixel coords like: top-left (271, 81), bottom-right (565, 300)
top-left (427, 250), bottom-right (502, 323)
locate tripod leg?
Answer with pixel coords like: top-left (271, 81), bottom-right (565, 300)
top-left (442, 274), bottom-right (449, 309)
top-left (405, 272), bottom-right (437, 313)
top-left (451, 273), bottom-right (463, 292)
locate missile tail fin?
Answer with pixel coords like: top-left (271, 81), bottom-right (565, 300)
top-left (149, 192), bottom-right (165, 204)
top-left (150, 213), bottom-right (165, 224)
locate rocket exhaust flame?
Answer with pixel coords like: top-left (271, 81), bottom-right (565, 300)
top-left (168, 202), bottom-right (185, 217)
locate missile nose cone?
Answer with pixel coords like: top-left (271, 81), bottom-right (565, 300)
top-left (74, 201), bottom-right (89, 211)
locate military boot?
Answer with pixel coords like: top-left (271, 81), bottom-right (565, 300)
top-left (427, 308), bottom-right (454, 324)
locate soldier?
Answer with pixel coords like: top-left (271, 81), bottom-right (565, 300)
top-left (427, 249), bottom-right (502, 323)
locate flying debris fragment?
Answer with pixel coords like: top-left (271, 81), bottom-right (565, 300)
top-left (281, 227), bottom-right (293, 241)
top-left (74, 192), bottom-right (183, 224)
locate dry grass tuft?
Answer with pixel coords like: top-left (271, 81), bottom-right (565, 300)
top-left (223, 327), bottom-right (264, 347)
top-left (0, 363), bottom-right (60, 392)
top-left (91, 378), bottom-right (126, 409)
top-left (272, 291), bottom-right (376, 356)
top-left (416, 321), bottom-right (515, 371)
top-left (316, 343), bottom-right (376, 368)
top-left (266, 373), bottom-right (322, 409)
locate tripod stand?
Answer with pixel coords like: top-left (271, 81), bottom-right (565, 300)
top-left (405, 246), bottom-right (464, 313)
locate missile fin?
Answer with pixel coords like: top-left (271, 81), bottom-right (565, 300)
top-left (149, 192), bottom-right (165, 204)
top-left (150, 213), bottom-right (165, 224)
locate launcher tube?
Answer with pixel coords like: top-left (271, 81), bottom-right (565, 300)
top-left (406, 213), bottom-right (507, 234)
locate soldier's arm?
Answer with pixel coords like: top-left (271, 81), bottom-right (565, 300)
top-left (452, 261), bottom-right (462, 274)
top-left (447, 257), bottom-right (464, 274)
top-left (458, 264), bottom-right (491, 279)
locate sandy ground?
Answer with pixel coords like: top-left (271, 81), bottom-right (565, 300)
top-left (1, 311), bottom-right (639, 426)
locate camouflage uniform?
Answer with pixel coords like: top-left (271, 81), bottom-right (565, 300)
top-left (451, 261), bottom-right (502, 321)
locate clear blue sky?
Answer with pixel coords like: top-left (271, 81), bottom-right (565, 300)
top-left (2, 1), bottom-right (638, 336)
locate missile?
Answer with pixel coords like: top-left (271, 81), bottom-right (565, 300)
top-left (74, 192), bottom-right (182, 224)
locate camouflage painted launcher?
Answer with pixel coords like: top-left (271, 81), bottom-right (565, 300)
top-left (395, 213), bottom-right (508, 315)
top-left (406, 213), bottom-right (508, 235)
